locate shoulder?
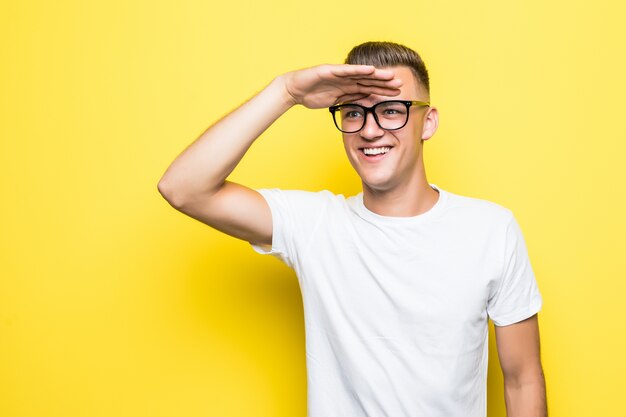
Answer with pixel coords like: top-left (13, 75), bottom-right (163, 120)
top-left (443, 188), bottom-right (515, 227)
top-left (258, 188), bottom-right (344, 202)
top-left (257, 188), bottom-right (348, 214)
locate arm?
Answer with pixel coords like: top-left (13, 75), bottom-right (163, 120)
top-left (494, 314), bottom-right (547, 417)
top-left (157, 64), bottom-right (401, 246)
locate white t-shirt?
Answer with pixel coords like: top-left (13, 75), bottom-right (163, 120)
top-left (251, 183), bottom-right (542, 417)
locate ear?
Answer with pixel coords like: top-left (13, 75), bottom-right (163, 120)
top-left (421, 107), bottom-right (439, 141)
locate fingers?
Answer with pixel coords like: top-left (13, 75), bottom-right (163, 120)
top-left (329, 64), bottom-right (398, 82)
top-left (326, 65), bottom-right (403, 99)
top-left (289, 63), bottom-right (404, 108)
top-left (329, 64), bottom-right (376, 77)
top-left (333, 86), bottom-right (400, 104)
top-left (335, 93), bottom-right (369, 104)
top-left (338, 82), bottom-right (401, 100)
top-left (354, 78), bottom-right (403, 89)
top-left (357, 85), bottom-right (402, 97)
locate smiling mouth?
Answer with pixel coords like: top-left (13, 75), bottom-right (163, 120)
top-left (360, 146), bottom-right (392, 156)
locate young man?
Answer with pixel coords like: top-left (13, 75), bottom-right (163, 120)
top-left (158, 41), bottom-right (547, 417)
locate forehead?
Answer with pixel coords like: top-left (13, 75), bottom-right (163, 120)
top-left (355, 65), bottom-right (423, 106)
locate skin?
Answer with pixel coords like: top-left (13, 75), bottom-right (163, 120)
top-left (157, 62), bottom-right (547, 416)
top-left (496, 314), bottom-right (547, 416)
top-left (157, 64), bottom-right (403, 245)
top-left (340, 66), bottom-right (440, 217)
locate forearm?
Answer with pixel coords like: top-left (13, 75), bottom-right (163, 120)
top-left (158, 75), bottom-right (294, 203)
top-left (503, 374), bottom-right (547, 417)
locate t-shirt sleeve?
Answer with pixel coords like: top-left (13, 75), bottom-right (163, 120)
top-left (249, 188), bottom-right (329, 269)
top-left (487, 213), bottom-right (543, 326)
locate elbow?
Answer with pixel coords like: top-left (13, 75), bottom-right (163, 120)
top-left (158, 175), bottom-right (224, 210)
top-left (157, 177), bottom-right (186, 209)
top-left (503, 364), bottom-right (545, 390)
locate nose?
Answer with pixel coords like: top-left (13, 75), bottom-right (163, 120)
top-left (359, 111), bottom-right (385, 141)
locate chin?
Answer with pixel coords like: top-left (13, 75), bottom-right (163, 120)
top-left (360, 175), bottom-right (395, 192)
top-left (348, 157), bottom-right (395, 191)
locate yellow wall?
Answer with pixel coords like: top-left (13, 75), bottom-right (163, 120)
top-left (2, 1), bottom-right (625, 416)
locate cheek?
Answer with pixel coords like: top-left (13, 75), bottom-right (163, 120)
top-left (410, 120), bottom-right (424, 139)
top-left (342, 135), bottom-right (359, 154)
top-left (341, 139), bottom-right (351, 156)
top-left (341, 139), bottom-right (359, 166)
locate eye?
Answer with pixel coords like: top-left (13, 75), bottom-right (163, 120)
top-left (377, 102), bottom-right (408, 118)
top-left (340, 106), bottom-right (364, 119)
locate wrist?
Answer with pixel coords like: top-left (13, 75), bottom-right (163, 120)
top-left (272, 73), bottom-right (299, 108)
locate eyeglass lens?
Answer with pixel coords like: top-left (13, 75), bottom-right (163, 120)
top-left (335, 101), bottom-right (409, 133)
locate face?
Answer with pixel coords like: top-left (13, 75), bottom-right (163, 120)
top-left (341, 66), bottom-right (438, 193)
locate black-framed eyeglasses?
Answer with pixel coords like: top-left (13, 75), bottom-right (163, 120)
top-left (329, 100), bottom-right (430, 133)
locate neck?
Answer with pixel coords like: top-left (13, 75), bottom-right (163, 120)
top-left (361, 160), bottom-right (439, 217)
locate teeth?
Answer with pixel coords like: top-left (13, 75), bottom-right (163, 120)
top-left (363, 147), bottom-right (391, 156)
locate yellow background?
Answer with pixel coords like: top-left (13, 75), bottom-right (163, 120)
top-left (1, 0), bottom-right (625, 416)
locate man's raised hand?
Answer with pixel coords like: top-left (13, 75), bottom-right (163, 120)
top-left (281, 64), bottom-right (403, 109)
top-left (158, 63), bottom-right (403, 245)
